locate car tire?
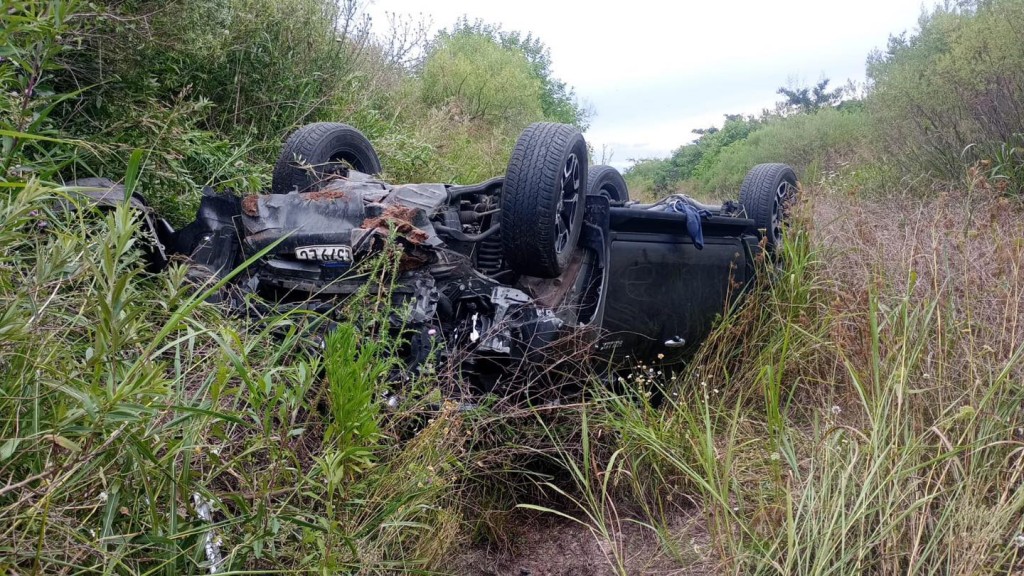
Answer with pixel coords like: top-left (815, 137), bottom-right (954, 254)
top-left (587, 164), bottom-right (629, 203)
top-left (739, 163), bottom-right (797, 252)
top-left (271, 122), bottom-right (382, 194)
top-left (501, 122), bottom-right (588, 279)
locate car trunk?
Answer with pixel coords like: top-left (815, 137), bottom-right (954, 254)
top-left (599, 207), bottom-right (760, 364)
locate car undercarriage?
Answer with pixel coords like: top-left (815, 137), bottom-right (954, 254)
top-left (71, 122), bottom-right (798, 395)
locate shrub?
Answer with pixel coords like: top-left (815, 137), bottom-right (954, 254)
top-left (432, 18), bottom-right (591, 129)
top-left (421, 33), bottom-right (544, 131)
top-left (623, 114), bottom-right (764, 196)
top-left (696, 108), bottom-right (872, 195)
top-left (867, 0), bottom-right (1024, 184)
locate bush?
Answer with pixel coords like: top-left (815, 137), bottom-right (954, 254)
top-left (696, 108), bottom-right (872, 195)
top-left (33, 0), bottom-right (378, 220)
top-left (623, 157), bottom-right (673, 200)
top-left (2, 0), bottom-right (588, 220)
top-left (431, 18), bottom-right (591, 130)
top-left (421, 33), bottom-right (544, 131)
top-left (58, 0), bottom-right (368, 141)
top-left (867, 0), bottom-right (1024, 187)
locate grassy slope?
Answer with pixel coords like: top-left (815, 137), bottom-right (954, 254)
top-left (453, 174), bottom-right (1024, 574)
top-left (3, 2), bottom-right (1024, 574)
top-left (3, 166), bottom-right (1022, 576)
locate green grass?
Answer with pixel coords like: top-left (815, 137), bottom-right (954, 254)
top-left (4, 0), bottom-right (1024, 573)
top-left (0, 184), bottom-right (471, 573)
top-left (4, 173), bottom-right (1024, 574)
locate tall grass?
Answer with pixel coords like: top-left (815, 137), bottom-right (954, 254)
top-left (515, 181), bottom-right (1024, 573)
top-left (4, 0), bottom-right (1024, 573)
top-left (0, 183), bottom-right (470, 573)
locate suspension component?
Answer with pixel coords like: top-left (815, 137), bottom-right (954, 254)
top-left (476, 229), bottom-right (503, 275)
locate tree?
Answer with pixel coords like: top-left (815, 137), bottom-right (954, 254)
top-left (428, 18), bottom-right (592, 129)
top-left (420, 33), bottom-right (544, 128)
top-left (776, 78), bottom-right (845, 115)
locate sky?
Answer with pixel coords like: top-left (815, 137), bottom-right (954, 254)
top-left (366, 0), bottom-right (931, 169)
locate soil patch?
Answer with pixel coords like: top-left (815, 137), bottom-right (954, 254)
top-left (450, 507), bottom-right (713, 576)
top-left (241, 194), bottom-right (260, 217)
top-left (362, 204), bottom-right (429, 245)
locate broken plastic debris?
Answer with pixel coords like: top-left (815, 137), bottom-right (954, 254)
top-left (192, 492), bottom-right (224, 574)
top-left (470, 313), bottom-right (480, 342)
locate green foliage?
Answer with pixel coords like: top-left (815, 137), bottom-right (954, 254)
top-left (322, 325), bottom-right (384, 470)
top-left (632, 2), bottom-right (1024, 200)
top-left (1, 0), bottom-right (84, 182)
top-left (36, 0), bottom-right (375, 221)
top-left (867, 0), bottom-right (1024, 184)
top-left (0, 0), bottom-right (590, 221)
top-left (421, 32), bottom-right (544, 130)
top-left (59, 0), bottom-right (367, 140)
top-left (697, 108), bottom-right (873, 194)
top-left (434, 18), bottom-right (592, 129)
top-left (624, 114), bottom-right (763, 196)
top-left (622, 156), bottom-right (673, 201)
top-left (776, 78), bottom-right (846, 115)
top-left (986, 133), bottom-right (1024, 197)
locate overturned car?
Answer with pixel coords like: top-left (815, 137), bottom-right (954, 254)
top-left (75, 122), bottom-right (797, 394)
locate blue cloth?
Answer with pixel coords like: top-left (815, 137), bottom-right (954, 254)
top-left (654, 199), bottom-right (712, 249)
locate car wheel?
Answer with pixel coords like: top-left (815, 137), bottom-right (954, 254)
top-left (587, 164), bottom-right (630, 203)
top-left (739, 163), bottom-right (797, 252)
top-left (501, 122), bottom-right (588, 279)
top-left (271, 122), bottom-right (382, 194)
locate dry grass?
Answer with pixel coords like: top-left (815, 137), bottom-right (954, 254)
top-left (805, 176), bottom-right (1024, 438)
top-left (2, 172), bottom-right (1022, 575)
top-left (480, 179), bottom-right (1024, 575)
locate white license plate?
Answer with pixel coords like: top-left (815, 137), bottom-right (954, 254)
top-left (294, 245), bottom-right (353, 262)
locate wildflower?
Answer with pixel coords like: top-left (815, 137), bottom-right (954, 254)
top-left (1014, 533), bottom-right (1024, 548)
top-left (831, 405), bottom-right (842, 416)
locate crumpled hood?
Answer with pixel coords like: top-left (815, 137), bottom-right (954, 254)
top-left (239, 172), bottom-right (450, 263)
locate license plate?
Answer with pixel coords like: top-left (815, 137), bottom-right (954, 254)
top-left (294, 245), bottom-right (353, 262)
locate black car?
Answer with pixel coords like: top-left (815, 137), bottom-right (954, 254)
top-left (72, 122), bottom-right (797, 395)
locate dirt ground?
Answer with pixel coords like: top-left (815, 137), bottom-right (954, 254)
top-left (451, 506), bottom-right (714, 575)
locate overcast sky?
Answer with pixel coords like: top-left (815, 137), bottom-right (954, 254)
top-left (366, 0), bottom-right (931, 168)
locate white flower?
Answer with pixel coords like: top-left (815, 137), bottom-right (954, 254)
top-left (1014, 533), bottom-right (1024, 548)
top-left (831, 405), bottom-right (842, 415)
